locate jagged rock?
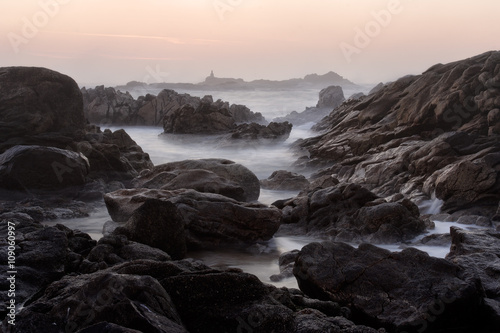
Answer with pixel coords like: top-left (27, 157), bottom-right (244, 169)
top-left (12, 271), bottom-right (187, 333)
top-left (274, 87), bottom-right (345, 126)
top-left (78, 127), bottom-right (154, 182)
top-left (316, 85), bottom-right (345, 109)
top-left (294, 241), bottom-right (486, 332)
top-left (0, 214), bottom-right (96, 311)
top-left (279, 183), bottom-right (426, 243)
top-left (295, 51), bottom-right (500, 216)
top-left (0, 67), bottom-right (85, 144)
top-left (0, 145), bottom-right (89, 197)
top-left (109, 189), bottom-right (281, 251)
top-left (81, 234), bottom-right (172, 273)
top-left (368, 82), bottom-right (385, 95)
top-left (81, 86), bottom-right (149, 125)
top-left (446, 227), bottom-right (500, 325)
top-left (260, 170), bottom-right (310, 191)
top-left (132, 159), bottom-right (260, 202)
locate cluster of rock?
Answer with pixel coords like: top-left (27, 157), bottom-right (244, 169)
top-left (1, 212), bottom-right (382, 333)
top-left (0, 67), bottom-right (153, 205)
top-left (3, 51), bottom-right (500, 332)
top-left (292, 229), bottom-right (500, 332)
top-left (274, 85), bottom-right (346, 125)
top-left (82, 86), bottom-right (264, 129)
top-left (295, 51), bottom-right (500, 218)
top-left (82, 86), bottom-right (294, 144)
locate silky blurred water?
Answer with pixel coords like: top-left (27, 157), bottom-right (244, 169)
top-left (45, 87), bottom-right (489, 288)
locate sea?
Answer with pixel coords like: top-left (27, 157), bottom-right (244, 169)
top-left (45, 85), bottom-right (488, 288)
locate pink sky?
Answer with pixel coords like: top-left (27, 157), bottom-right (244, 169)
top-left (2, 0), bottom-right (499, 86)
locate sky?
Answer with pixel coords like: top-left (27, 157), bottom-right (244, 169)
top-left (1, 0), bottom-right (499, 87)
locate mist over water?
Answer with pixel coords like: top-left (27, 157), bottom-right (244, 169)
top-left (46, 86), bottom-right (489, 288)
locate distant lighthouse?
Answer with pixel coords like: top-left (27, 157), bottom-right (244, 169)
top-left (210, 70), bottom-right (214, 78)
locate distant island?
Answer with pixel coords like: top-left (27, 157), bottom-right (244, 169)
top-left (116, 70), bottom-right (359, 92)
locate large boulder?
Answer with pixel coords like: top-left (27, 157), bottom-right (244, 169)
top-left (279, 183), bottom-right (426, 243)
top-left (295, 51), bottom-right (500, 216)
top-left (111, 189), bottom-right (281, 252)
top-left (316, 85), bottom-right (345, 108)
top-left (0, 67), bottom-right (154, 197)
top-left (132, 159), bottom-right (260, 202)
top-left (13, 271), bottom-right (187, 333)
top-left (0, 67), bottom-right (85, 144)
top-left (294, 241), bottom-right (486, 332)
top-left (447, 227), bottom-right (500, 325)
top-left (0, 145), bottom-right (89, 196)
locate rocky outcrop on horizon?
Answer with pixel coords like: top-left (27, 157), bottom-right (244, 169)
top-left (116, 70), bottom-right (359, 92)
top-left (294, 51), bottom-right (500, 217)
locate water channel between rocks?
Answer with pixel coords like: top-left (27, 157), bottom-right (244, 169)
top-left (43, 126), bottom-right (489, 289)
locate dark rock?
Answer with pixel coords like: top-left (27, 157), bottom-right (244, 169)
top-left (81, 86), bottom-right (149, 125)
top-left (316, 85), bottom-right (345, 109)
top-left (160, 268), bottom-right (295, 332)
top-left (446, 227), bottom-right (500, 328)
top-left (294, 241), bottom-right (485, 332)
top-left (132, 159), bottom-right (260, 202)
top-left (368, 82), bottom-right (385, 95)
top-left (225, 121), bottom-right (292, 143)
top-left (113, 199), bottom-right (186, 260)
top-left (110, 189), bottom-right (281, 251)
top-left (160, 90), bottom-right (265, 134)
top-left (279, 183), bottom-right (426, 243)
top-left (0, 67), bottom-right (85, 144)
top-left (0, 214), bottom-right (97, 311)
top-left (0, 145), bottom-right (89, 196)
top-left (79, 127), bottom-right (154, 182)
top-left (447, 227), bottom-right (500, 299)
top-left (274, 87), bottom-right (345, 126)
top-left (76, 322), bottom-right (144, 333)
top-left (270, 250), bottom-right (300, 282)
top-left (81, 234), bottom-right (172, 273)
top-left (13, 271), bottom-right (187, 333)
top-left (260, 170), bottom-right (310, 191)
top-left (294, 309), bottom-right (378, 333)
